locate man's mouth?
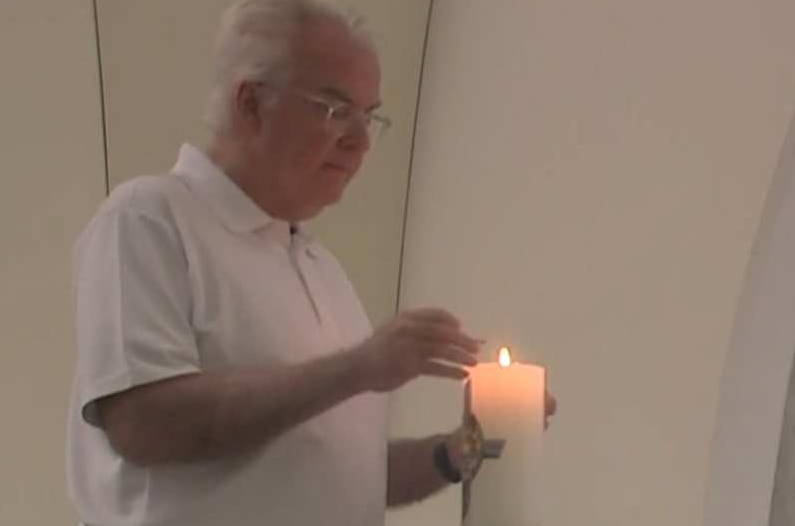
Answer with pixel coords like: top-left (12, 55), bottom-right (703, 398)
top-left (322, 163), bottom-right (350, 174)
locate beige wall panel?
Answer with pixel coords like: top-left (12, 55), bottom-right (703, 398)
top-left (0, 1), bottom-right (106, 525)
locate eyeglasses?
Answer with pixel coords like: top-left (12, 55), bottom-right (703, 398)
top-left (254, 82), bottom-right (392, 145)
top-left (295, 90), bottom-right (392, 145)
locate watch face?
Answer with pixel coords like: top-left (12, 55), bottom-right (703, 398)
top-left (461, 381), bottom-right (486, 520)
top-left (460, 414), bottom-right (485, 480)
top-left (460, 414), bottom-right (483, 520)
top-left (462, 381), bottom-right (483, 474)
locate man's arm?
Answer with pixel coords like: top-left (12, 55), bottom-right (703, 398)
top-left (387, 436), bottom-right (451, 507)
top-left (97, 308), bottom-right (481, 466)
top-left (97, 348), bottom-right (368, 466)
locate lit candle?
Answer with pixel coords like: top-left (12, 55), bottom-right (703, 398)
top-left (465, 346), bottom-right (545, 526)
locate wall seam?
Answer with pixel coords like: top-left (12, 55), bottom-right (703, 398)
top-left (91, 0), bottom-right (111, 196)
top-left (394, 0), bottom-right (436, 314)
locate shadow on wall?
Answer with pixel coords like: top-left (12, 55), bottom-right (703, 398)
top-left (704, 108), bottom-right (795, 526)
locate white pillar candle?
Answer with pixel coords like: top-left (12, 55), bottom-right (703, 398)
top-left (466, 347), bottom-right (545, 526)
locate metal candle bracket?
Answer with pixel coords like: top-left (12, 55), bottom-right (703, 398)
top-left (462, 379), bottom-right (507, 520)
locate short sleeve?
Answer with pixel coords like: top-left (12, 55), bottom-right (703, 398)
top-left (73, 188), bottom-right (201, 426)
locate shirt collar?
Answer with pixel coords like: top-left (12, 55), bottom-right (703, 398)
top-left (171, 143), bottom-right (306, 239)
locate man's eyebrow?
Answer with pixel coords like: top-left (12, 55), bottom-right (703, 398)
top-left (319, 87), bottom-right (382, 112)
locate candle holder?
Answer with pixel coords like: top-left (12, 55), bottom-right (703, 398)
top-left (462, 381), bottom-right (507, 520)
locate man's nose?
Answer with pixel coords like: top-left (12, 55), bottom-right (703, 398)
top-left (337, 117), bottom-right (371, 152)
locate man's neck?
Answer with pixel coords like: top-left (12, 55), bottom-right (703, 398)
top-left (204, 138), bottom-right (304, 222)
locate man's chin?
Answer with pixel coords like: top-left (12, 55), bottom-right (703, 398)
top-left (299, 194), bottom-right (342, 220)
top-left (300, 177), bottom-right (351, 218)
top-left (324, 181), bottom-right (350, 204)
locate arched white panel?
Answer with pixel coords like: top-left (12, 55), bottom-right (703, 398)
top-left (394, 0), bottom-right (795, 525)
top-left (703, 112), bottom-right (795, 526)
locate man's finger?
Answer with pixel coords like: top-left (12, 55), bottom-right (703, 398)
top-left (411, 323), bottom-right (482, 353)
top-left (429, 345), bottom-right (479, 367)
top-left (421, 361), bottom-right (469, 381)
top-left (404, 308), bottom-right (460, 328)
top-left (545, 391), bottom-right (557, 417)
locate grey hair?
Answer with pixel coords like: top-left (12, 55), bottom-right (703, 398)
top-left (203, 0), bottom-right (373, 133)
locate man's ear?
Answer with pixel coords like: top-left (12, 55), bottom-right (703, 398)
top-left (234, 81), bottom-right (269, 127)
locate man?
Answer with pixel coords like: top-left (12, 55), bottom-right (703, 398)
top-left (67, 1), bottom-right (553, 525)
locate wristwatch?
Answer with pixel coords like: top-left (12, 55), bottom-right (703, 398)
top-left (433, 439), bottom-right (463, 483)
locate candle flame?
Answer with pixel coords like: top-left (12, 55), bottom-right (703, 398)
top-left (498, 346), bottom-right (513, 367)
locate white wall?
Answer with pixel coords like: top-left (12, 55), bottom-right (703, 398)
top-left (0, 1), bottom-right (105, 525)
top-left (392, 1), bottom-right (795, 525)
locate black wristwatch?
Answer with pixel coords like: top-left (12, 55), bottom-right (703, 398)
top-left (433, 440), bottom-right (462, 483)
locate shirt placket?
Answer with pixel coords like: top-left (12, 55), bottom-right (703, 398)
top-left (289, 239), bottom-right (341, 343)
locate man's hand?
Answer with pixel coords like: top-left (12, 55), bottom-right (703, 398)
top-left (351, 308), bottom-right (482, 393)
top-left (545, 390), bottom-right (557, 429)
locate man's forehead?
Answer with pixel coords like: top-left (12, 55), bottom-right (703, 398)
top-left (291, 43), bottom-right (381, 108)
top-left (317, 86), bottom-right (382, 111)
top-left (286, 16), bottom-right (381, 101)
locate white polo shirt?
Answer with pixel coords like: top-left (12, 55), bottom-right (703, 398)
top-left (67, 143), bottom-right (388, 526)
